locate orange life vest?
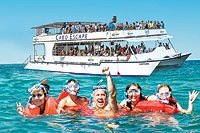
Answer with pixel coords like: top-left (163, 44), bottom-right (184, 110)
top-left (23, 96), bottom-right (58, 117)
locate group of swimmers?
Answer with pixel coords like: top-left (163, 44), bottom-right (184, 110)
top-left (16, 67), bottom-right (199, 117)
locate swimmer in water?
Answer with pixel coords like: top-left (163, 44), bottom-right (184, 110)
top-left (57, 79), bottom-right (89, 112)
top-left (16, 79), bottom-right (58, 116)
top-left (90, 67), bottom-right (118, 117)
top-left (120, 83), bottom-right (146, 110)
top-left (147, 84), bottom-right (199, 114)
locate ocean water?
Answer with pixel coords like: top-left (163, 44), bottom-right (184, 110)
top-left (0, 60), bottom-right (200, 132)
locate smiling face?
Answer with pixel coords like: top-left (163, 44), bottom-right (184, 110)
top-left (93, 89), bottom-right (107, 109)
top-left (126, 85), bottom-right (141, 103)
top-left (31, 89), bottom-right (45, 107)
top-left (158, 86), bottom-right (171, 101)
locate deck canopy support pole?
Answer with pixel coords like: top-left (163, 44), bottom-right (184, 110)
top-left (168, 38), bottom-right (177, 53)
top-left (127, 41), bottom-right (138, 61)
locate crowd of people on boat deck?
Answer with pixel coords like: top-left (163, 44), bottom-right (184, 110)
top-left (59, 20), bottom-right (165, 34)
top-left (16, 67), bottom-right (199, 118)
top-left (53, 41), bottom-right (170, 57)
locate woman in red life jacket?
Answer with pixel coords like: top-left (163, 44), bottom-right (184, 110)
top-left (57, 79), bottom-right (89, 113)
top-left (120, 83), bottom-right (146, 112)
top-left (16, 79), bottom-right (58, 116)
top-left (147, 84), bottom-right (199, 114)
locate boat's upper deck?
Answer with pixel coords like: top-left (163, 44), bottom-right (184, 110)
top-left (32, 21), bottom-right (171, 44)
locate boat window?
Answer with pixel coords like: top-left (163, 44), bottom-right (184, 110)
top-left (35, 44), bottom-right (45, 56)
top-left (53, 43), bottom-right (66, 56)
top-left (52, 40), bottom-right (170, 57)
top-left (34, 43), bottom-right (45, 61)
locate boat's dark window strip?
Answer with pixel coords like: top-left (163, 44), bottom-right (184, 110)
top-left (52, 41), bottom-right (170, 57)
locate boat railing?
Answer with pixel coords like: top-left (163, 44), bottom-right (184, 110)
top-left (23, 55), bottom-right (31, 64)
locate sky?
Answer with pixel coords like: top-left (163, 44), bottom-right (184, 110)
top-left (0, 0), bottom-right (199, 64)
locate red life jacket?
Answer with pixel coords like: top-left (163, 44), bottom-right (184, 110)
top-left (23, 96), bottom-right (58, 117)
top-left (135, 100), bottom-right (179, 114)
top-left (57, 89), bottom-right (69, 102)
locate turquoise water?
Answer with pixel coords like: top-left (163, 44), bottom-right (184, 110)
top-left (0, 60), bottom-right (200, 132)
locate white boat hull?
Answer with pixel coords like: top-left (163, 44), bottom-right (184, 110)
top-left (25, 61), bottom-right (159, 77)
top-left (157, 53), bottom-right (191, 67)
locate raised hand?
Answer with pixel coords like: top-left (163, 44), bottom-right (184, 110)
top-left (189, 90), bottom-right (199, 104)
top-left (102, 67), bottom-right (110, 76)
top-left (16, 102), bottom-right (24, 115)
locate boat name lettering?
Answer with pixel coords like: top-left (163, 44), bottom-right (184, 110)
top-left (56, 33), bottom-right (88, 41)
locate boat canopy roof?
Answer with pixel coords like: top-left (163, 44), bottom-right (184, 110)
top-left (125, 35), bottom-right (173, 42)
top-left (31, 22), bottom-right (102, 29)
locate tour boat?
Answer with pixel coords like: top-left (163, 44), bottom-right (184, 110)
top-left (24, 21), bottom-right (189, 76)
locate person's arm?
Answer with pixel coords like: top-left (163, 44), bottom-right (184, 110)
top-left (120, 99), bottom-right (130, 109)
top-left (102, 67), bottom-right (118, 113)
top-left (177, 90), bottom-right (199, 114)
top-left (57, 97), bottom-right (67, 113)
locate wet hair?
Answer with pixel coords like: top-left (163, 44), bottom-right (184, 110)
top-left (157, 84), bottom-right (172, 92)
top-left (125, 83), bottom-right (146, 110)
top-left (93, 88), bottom-right (107, 96)
top-left (41, 83), bottom-right (50, 97)
top-left (66, 79), bottom-right (79, 85)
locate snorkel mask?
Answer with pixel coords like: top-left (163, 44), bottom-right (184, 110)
top-left (92, 79), bottom-right (107, 91)
top-left (156, 91), bottom-right (171, 104)
top-left (28, 83), bottom-right (47, 94)
top-left (65, 79), bottom-right (80, 96)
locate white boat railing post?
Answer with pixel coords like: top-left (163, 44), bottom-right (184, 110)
top-left (168, 38), bottom-right (177, 53)
top-left (34, 44), bottom-right (36, 61)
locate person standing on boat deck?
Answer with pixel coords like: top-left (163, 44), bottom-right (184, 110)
top-left (108, 22), bottom-right (115, 31)
top-left (57, 79), bottom-right (89, 112)
top-left (147, 84), bottom-right (199, 114)
top-left (161, 21), bottom-right (164, 29)
top-left (91, 67), bottom-right (118, 117)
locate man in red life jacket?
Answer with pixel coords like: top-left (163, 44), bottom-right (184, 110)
top-left (57, 79), bottom-right (89, 113)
